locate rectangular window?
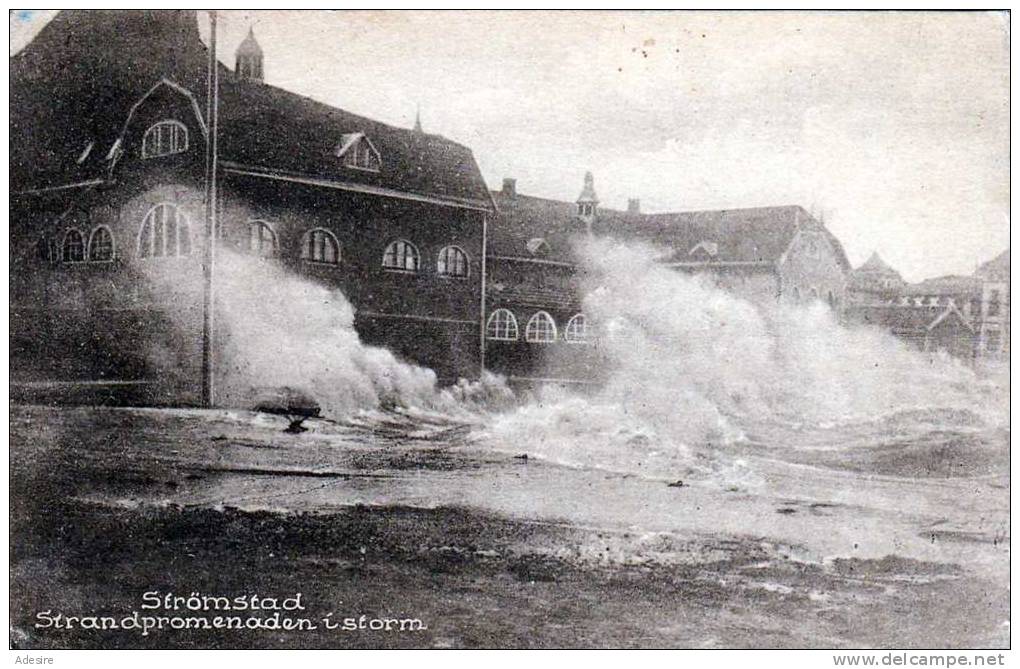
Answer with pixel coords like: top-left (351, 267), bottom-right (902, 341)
top-left (987, 291), bottom-right (1001, 317)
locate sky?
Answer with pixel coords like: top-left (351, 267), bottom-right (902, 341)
top-left (10, 10), bottom-right (1010, 282)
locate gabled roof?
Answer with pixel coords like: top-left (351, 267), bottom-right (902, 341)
top-left (851, 304), bottom-right (973, 334)
top-left (856, 251), bottom-right (901, 276)
top-left (11, 10), bottom-right (492, 209)
top-left (595, 204), bottom-right (851, 270)
top-left (488, 184), bottom-right (853, 273)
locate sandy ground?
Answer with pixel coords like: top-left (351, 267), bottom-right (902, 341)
top-left (9, 404), bottom-right (1010, 649)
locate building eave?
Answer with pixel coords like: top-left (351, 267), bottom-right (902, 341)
top-left (487, 255), bottom-right (577, 268)
top-left (662, 260), bottom-right (776, 269)
top-left (12, 179), bottom-right (106, 196)
top-left (220, 161), bottom-right (493, 212)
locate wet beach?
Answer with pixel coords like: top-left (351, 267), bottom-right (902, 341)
top-left (9, 404), bottom-right (1010, 649)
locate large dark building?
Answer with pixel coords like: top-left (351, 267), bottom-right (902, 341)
top-left (10, 11), bottom-right (494, 405)
top-left (484, 174), bottom-right (852, 386)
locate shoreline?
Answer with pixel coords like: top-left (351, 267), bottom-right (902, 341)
top-left (10, 500), bottom-right (1008, 650)
top-left (9, 404), bottom-right (1010, 649)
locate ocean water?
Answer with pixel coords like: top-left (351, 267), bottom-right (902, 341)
top-left (166, 241), bottom-right (1008, 570)
top-left (191, 240), bottom-right (1009, 483)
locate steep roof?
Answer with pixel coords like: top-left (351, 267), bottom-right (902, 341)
top-left (597, 204), bottom-right (852, 271)
top-left (851, 304), bottom-right (973, 334)
top-left (856, 251), bottom-right (901, 276)
top-left (487, 189), bottom-right (596, 263)
top-left (10, 10), bottom-right (491, 208)
top-left (488, 186), bottom-right (852, 273)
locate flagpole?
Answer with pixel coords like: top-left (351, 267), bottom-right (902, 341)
top-left (201, 9), bottom-right (219, 408)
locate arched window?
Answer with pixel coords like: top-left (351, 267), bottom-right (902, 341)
top-left (61, 229), bottom-right (85, 263)
top-left (300, 228), bottom-right (340, 264)
top-left (486, 309), bottom-right (519, 341)
top-left (88, 226), bottom-right (115, 261)
top-left (827, 290), bottom-right (836, 308)
top-left (526, 311), bottom-right (557, 343)
top-left (383, 239), bottom-right (419, 272)
top-left (437, 245), bottom-right (469, 278)
top-left (248, 220), bottom-right (278, 257)
top-left (142, 120), bottom-right (188, 159)
top-left (138, 203), bottom-right (191, 258)
top-left (809, 287), bottom-right (820, 301)
top-left (564, 313), bottom-right (588, 343)
top-left (791, 287), bottom-right (802, 302)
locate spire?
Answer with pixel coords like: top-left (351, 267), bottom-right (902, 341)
top-left (413, 104), bottom-right (423, 133)
top-left (577, 170), bottom-right (598, 204)
top-left (576, 171), bottom-right (598, 232)
top-left (235, 25), bottom-right (263, 82)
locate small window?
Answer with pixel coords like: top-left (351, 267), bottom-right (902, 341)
top-left (383, 239), bottom-right (419, 272)
top-left (142, 120), bottom-right (188, 159)
top-left (62, 229), bottom-right (85, 263)
top-left (689, 241), bottom-right (719, 258)
top-left (138, 203), bottom-right (191, 258)
top-left (88, 226), bottom-right (115, 261)
top-left (248, 220), bottom-right (278, 257)
top-left (337, 133), bottom-right (381, 172)
top-left (300, 228), bottom-right (340, 264)
top-left (988, 290), bottom-right (1001, 317)
top-left (437, 245), bottom-right (469, 278)
top-left (564, 313), bottom-right (588, 343)
top-left (37, 236), bottom-right (55, 262)
top-left (525, 311), bottom-right (557, 343)
top-left (486, 309), bottom-right (519, 341)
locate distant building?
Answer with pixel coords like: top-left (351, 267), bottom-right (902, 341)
top-left (975, 250), bottom-right (1009, 359)
top-left (851, 304), bottom-right (976, 359)
top-left (485, 174), bottom-right (852, 386)
top-left (844, 250), bottom-right (1009, 361)
top-left (10, 11), bottom-right (493, 404)
top-left (847, 252), bottom-right (906, 306)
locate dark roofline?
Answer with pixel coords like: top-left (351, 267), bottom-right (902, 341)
top-left (222, 162), bottom-right (494, 212)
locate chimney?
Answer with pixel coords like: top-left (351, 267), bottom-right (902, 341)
top-left (502, 178), bottom-right (517, 198)
top-left (627, 198), bottom-right (641, 214)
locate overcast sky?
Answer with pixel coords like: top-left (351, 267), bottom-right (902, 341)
top-left (11, 10), bottom-right (1010, 281)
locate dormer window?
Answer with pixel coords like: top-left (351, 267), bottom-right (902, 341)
top-left (142, 120), bottom-right (188, 159)
top-left (336, 133), bottom-right (381, 172)
top-left (526, 237), bottom-right (551, 257)
top-left (689, 241), bottom-right (719, 258)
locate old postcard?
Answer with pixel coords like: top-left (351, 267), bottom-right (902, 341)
top-left (8, 9), bottom-right (1010, 654)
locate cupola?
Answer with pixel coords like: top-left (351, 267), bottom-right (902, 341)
top-left (235, 27), bottom-right (264, 82)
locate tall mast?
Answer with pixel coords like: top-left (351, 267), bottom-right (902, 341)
top-left (201, 10), bottom-right (219, 408)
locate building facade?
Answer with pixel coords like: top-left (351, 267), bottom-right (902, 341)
top-left (844, 250), bottom-right (1010, 361)
top-left (10, 11), bottom-right (493, 405)
top-left (483, 174), bottom-right (852, 386)
top-left (975, 250), bottom-right (1009, 359)
top-left (846, 252), bottom-right (907, 306)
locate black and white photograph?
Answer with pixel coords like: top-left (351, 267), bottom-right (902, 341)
top-left (8, 8), bottom-right (1011, 655)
